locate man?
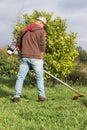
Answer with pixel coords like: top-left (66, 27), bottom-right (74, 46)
top-left (12, 16), bottom-right (47, 102)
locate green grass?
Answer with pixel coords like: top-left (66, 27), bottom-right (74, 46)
top-left (0, 77), bottom-right (87, 130)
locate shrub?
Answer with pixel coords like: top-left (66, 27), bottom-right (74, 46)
top-left (0, 48), bottom-right (19, 78)
top-left (67, 70), bottom-right (87, 86)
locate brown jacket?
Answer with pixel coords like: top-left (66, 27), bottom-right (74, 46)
top-left (17, 24), bottom-right (46, 59)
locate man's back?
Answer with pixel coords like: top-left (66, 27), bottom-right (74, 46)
top-left (20, 25), bottom-right (46, 59)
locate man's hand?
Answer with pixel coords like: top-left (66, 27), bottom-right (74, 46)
top-left (41, 52), bottom-right (44, 59)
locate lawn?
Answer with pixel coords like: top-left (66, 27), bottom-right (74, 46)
top-left (0, 76), bottom-right (87, 130)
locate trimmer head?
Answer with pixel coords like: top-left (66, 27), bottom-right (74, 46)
top-left (73, 94), bottom-right (84, 100)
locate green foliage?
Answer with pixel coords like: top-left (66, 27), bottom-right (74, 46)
top-left (67, 70), bottom-right (87, 85)
top-left (76, 46), bottom-right (87, 63)
top-left (68, 47), bottom-right (87, 85)
top-left (0, 48), bottom-right (19, 78)
top-left (0, 77), bottom-right (87, 130)
top-left (13, 10), bottom-right (78, 79)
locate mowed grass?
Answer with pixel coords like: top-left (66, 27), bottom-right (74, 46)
top-left (0, 77), bottom-right (87, 130)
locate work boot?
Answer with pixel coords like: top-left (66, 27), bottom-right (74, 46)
top-left (11, 97), bottom-right (20, 103)
top-left (38, 96), bottom-right (46, 102)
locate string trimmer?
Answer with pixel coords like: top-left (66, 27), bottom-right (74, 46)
top-left (44, 70), bottom-right (85, 100)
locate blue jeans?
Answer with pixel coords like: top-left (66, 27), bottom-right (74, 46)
top-left (14, 58), bottom-right (45, 98)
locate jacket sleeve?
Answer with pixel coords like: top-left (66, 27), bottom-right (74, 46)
top-left (16, 29), bottom-right (26, 49)
top-left (40, 30), bottom-right (46, 52)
